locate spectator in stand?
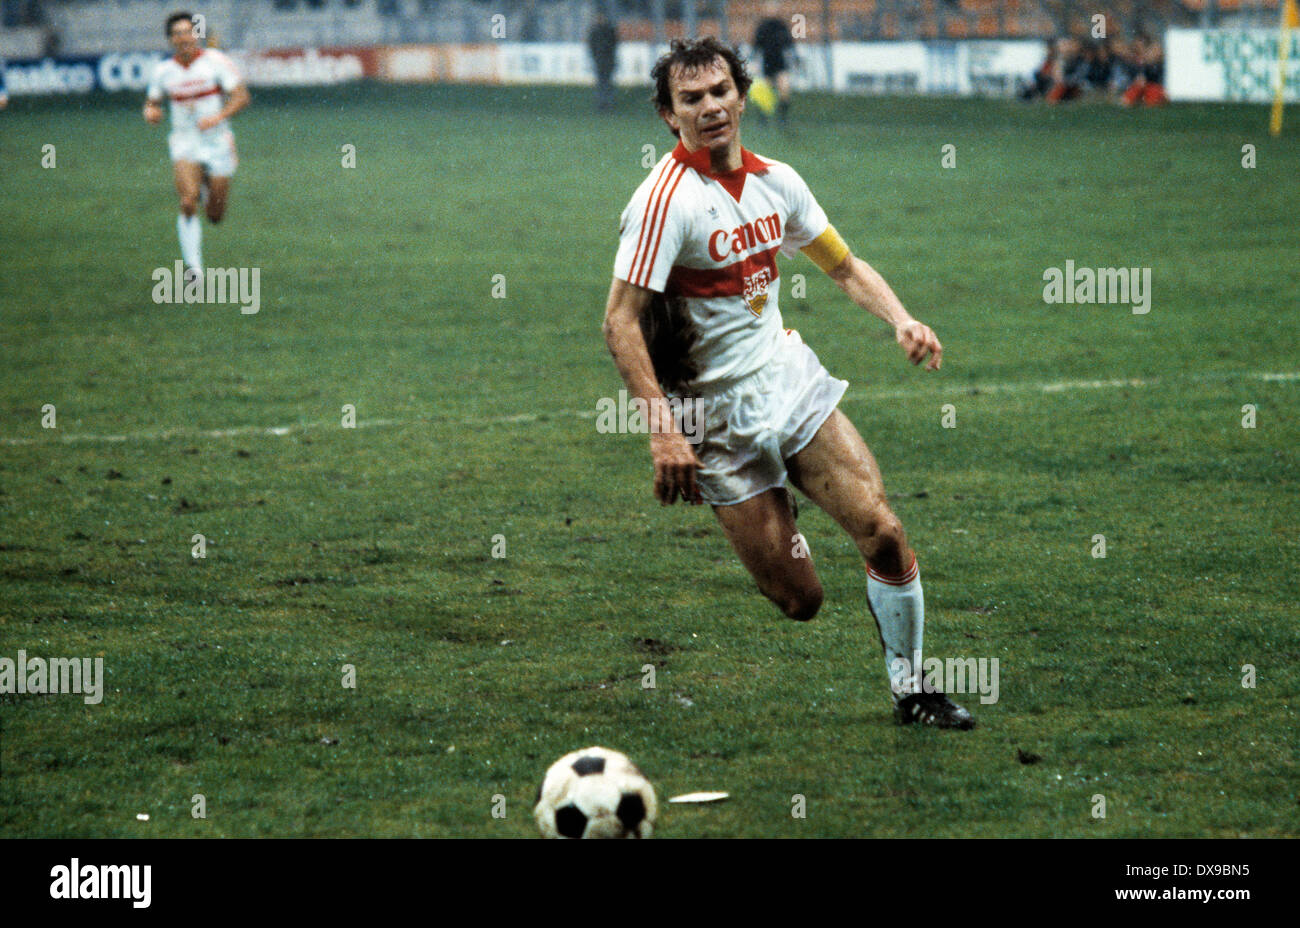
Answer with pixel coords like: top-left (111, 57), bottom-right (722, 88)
top-left (42, 23), bottom-right (60, 58)
top-left (1122, 35), bottom-right (1168, 106)
top-left (1019, 39), bottom-right (1057, 100)
top-left (520, 0), bottom-right (541, 42)
top-left (588, 11), bottom-right (619, 112)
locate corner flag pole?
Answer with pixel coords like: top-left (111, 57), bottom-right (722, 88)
top-left (1270, 0), bottom-right (1299, 136)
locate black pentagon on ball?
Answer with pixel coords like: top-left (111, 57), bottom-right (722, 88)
top-left (616, 792), bottom-right (647, 832)
top-left (554, 803), bottom-right (588, 839)
top-left (571, 755), bottom-right (606, 776)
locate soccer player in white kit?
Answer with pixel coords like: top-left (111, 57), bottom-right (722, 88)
top-left (143, 12), bottom-right (249, 275)
top-left (603, 38), bottom-right (974, 729)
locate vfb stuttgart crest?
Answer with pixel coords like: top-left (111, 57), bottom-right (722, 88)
top-left (743, 267), bottom-right (771, 316)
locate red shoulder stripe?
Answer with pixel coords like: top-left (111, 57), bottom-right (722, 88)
top-left (630, 161), bottom-right (684, 288)
top-left (641, 165), bottom-right (687, 288)
top-left (627, 162), bottom-right (675, 288)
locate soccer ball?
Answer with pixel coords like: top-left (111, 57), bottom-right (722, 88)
top-left (534, 746), bottom-right (657, 839)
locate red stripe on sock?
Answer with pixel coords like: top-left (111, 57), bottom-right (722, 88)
top-left (867, 555), bottom-right (919, 586)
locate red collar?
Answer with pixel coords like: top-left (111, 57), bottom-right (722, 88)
top-left (671, 141), bottom-right (767, 202)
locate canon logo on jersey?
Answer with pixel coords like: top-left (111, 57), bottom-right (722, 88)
top-left (707, 213), bottom-right (782, 262)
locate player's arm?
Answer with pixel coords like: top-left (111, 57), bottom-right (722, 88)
top-left (143, 92), bottom-right (164, 124)
top-left (802, 226), bottom-right (942, 371)
top-left (198, 82), bottom-right (249, 130)
top-left (602, 276), bottom-right (702, 506)
top-left (143, 65), bottom-right (164, 124)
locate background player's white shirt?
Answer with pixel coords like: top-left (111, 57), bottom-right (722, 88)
top-left (146, 48), bottom-right (241, 137)
top-left (614, 142), bottom-right (830, 388)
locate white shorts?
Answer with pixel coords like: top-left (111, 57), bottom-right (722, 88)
top-left (169, 128), bottom-right (237, 177)
top-left (684, 329), bottom-right (848, 506)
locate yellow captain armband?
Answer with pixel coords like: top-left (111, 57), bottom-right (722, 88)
top-left (800, 225), bottom-right (851, 274)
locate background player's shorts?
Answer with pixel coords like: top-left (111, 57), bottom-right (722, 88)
top-left (761, 54), bottom-right (789, 78)
top-left (686, 329), bottom-right (848, 506)
top-left (168, 128), bottom-right (238, 177)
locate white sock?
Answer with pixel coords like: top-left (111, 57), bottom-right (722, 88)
top-left (177, 213), bottom-right (203, 272)
top-left (866, 556), bottom-right (924, 700)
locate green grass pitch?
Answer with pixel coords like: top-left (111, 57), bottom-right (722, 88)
top-left (0, 83), bottom-right (1297, 837)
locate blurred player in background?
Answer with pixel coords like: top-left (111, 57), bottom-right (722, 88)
top-left (1, 51), bottom-right (8, 110)
top-left (587, 10), bottom-right (618, 112)
top-left (1018, 39), bottom-right (1057, 100)
top-left (1121, 34), bottom-right (1168, 106)
top-left (753, 1), bottom-right (795, 126)
top-left (1046, 37), bottom-right (1088, 103)
top-left (143, 12), bottom-right (249, 275)
top-left (603, 38), bottom-right (974, 729)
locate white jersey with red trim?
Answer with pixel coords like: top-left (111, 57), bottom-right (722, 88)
top-left (146, 48), bottom-right (242, 136)
top-left (614, 141), bottom-right (830, 388)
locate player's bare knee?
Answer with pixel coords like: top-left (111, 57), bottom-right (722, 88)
top-left (859, 514), bottom-right (912, 577)
top-left (180, 197), bottom-right (199, 216)
top-left (206, 206), bottom-right (224, 223)
top-left (853, 508), bottom-right (903, 552)
top-left (873, 512), bottom-right (906, 553)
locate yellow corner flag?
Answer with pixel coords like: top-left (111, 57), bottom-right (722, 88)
top-left (749, 78), bottom-right (777, 116)
top-left (1270, 0), bottom-right (1299, 135)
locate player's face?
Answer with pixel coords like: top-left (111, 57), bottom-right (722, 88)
top-left (665, 59), bottom-right (745, 155)
top-left (169, 20), bottom-right (199, 59)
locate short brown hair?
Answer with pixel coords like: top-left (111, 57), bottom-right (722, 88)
top-left (650, 37), bottom-right (753, 136)
top-left (166, 12), bottom-right (194, 37)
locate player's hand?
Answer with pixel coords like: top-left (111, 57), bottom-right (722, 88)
top-left (0, 95), bottom-right (8, 111)
top-left (143, 103), bottom-right (162, 125)
top-left (896, 320), bottom-right (943, 371)
top-left (197, 114), bottom-right (222, 130)
top-left (650, 430), bottom-right (702, 506)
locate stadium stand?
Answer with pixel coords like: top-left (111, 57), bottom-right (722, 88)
top-left (0, 0), bottom-right (1287, 56)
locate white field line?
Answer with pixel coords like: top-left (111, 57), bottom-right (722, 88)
top-left (0, 418), bottom-right (406, 446)
top-left (2, 372), bottom-right (1296, 447)
top-left (838, 371), bottom-right (1300, 403)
